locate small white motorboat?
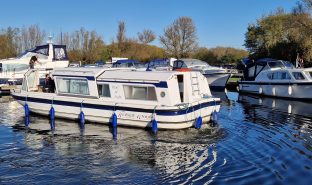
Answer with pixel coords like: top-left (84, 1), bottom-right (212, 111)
top-left (0, 37), bottom-right (69, 85)
top-left (238, 58), bottom-right (312, 100)
top-left (172, 59), bottom-right (231, 90)
top-left (11, 67), bottom-right (220, 130)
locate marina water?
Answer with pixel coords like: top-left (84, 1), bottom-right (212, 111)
top-left (0, 91), bottom-right (311, 184)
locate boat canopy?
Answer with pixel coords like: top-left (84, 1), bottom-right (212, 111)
top-left (17, 44), bottom-right (68, 61)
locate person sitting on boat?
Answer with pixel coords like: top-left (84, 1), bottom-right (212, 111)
top-left (44, 74), bottom-right (55, 93)
top-left (29, 56), bottom-right (42, 69)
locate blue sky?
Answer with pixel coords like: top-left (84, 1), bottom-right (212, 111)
top-left (0, 0), bottom-right (297, 49)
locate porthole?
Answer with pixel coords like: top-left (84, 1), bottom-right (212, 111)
top-left (160, 91), bottom-right (166, 97)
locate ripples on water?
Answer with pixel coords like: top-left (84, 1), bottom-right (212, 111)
top-left (0, 92), bottom-right (311, 184)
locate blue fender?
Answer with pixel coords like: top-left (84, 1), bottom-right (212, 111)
top-left (195, 116), bottom-right (203, 129)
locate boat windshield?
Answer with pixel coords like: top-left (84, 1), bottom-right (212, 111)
top-left (112, 60), bottom-right (144, 68)
top-left (182, 59), bottom-right (210, 67)
top-left (282, 61), bottom-right (295, 68)
top-left (149, 59), bottom-right (170, 68)
top-left (0, 63), bottom-right (29, 72)
top-left (268, 61), bottom-right (286, 69)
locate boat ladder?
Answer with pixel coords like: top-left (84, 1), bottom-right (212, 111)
top-left (191, 72), bottom-right (200, 96)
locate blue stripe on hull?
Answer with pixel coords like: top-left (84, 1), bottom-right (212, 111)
top-left (12, 94), bottom-right (220, 116)
top-left (97, 80), bottom-right (168, 88)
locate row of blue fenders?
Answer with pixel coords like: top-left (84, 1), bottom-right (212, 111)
top-left (23, 100), bottom-right (218, 140)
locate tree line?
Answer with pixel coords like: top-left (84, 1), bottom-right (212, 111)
top-left (244, 0), bottom-right (312, 66)
top-left (0, 17), bottom-right (248, 65)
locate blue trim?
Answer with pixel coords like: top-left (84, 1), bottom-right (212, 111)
top-left (97, 80), bottom-right (168, 88)
top-left (12, 94), bottom-right (220, 116)
top-left (53, 75), bottom-right (95, 81)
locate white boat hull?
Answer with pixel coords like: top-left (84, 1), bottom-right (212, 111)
top-left (238, 82), bottom-right (312, 100)
top-left (203, 73), bottom-right (230, 90)
top-left (12, 93), bottom-right (221, 130)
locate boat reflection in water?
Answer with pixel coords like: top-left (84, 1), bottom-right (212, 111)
top-left (10, 112), bottom-right (225, 184)
top-left (238, 93), bottom-right (312, 151)
top-left (238, 93), bottom-right (312, 118)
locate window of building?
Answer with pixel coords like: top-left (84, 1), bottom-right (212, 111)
top-left (98, 84), bottom-right (111, 97)
top-left (123, 85), bottom-right (157, 101)
top-left (56, 78), bottom-right (89, 95)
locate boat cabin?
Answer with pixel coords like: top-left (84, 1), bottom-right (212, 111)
top-left (241, 58), bottom-right (297, 81)
top-left (22, 68), bottom-right (211, 106)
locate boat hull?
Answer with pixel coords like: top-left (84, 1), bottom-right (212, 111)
top-left (12, 93), bottom-right (221, 130)
top-left (203, 73), bottom-right (231, 90)
top-left (238, 81), bottom-right (312, 100)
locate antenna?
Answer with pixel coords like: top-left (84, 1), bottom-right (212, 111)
top-left (61, 31), bottom-right (63, 45)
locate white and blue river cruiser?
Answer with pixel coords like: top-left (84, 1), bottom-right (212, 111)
top-left (11, 68), bottom-right (220, 129)
top-left (238, 58), bottom-right (312, 100)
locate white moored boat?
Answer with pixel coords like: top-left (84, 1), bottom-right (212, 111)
top-left (0, 37), bottom-right (69, 85)
top-left (172, 59), bottom-right (231, 90)
top-left (11, 68), bottom-right (221, 129)
top-left (238, 58), bottom-right (312, 100)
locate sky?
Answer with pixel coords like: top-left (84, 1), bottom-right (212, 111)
top-left (0, 0), bottom-right (298, 49)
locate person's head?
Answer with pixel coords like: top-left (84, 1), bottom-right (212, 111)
top-left (31, 56), bottom-right (37, 61)
top-left (45, 74), bottom-right (49, 78)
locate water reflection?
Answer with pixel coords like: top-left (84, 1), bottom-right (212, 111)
top-left (0, 97), bottom-right (226, 184)
top-left (1, 93), bottom-right (312, 184)
top-left (238, 94), bottom-right (312, 118)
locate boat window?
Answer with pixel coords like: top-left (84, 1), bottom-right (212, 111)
top-left (123, 85), bottom-right (157, 101)
top-left (268, 61), bottom-right (284, 69)
top-left (56, 78), bottom-right (89, 95)
top-left (255, 65), bottom-right (265, 76)
top-left (1, 64), bottom-right (29, 72)
top-left (282, 61), bottom-right (295, 68)
top-left (0, 63), bottom-right (2, 72)
top-left (280, 72), bottom-right (291, 79)
top-left (268, 72), bottom-right (291, 80)
top-left (22, 78), bottom-right (27, 91)
top-left (98, 84), bottom-right (111, 97)
top-left (173, 60), bottom-right (187, 69)
top-left (305, 72), bottom-right (312, 79)
top-left (292, 72), bottom-right (305, 80)
top-left (248, 66), bottom-right (255, 77)
top-left (267, 73), bottom-right (273, 80)
top-left (54, 48), bottom-right (66, 60)
top-left (177, 74), bottom-right (184, 102)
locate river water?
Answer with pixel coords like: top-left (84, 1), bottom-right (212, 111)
top-left (0, 91), bottom-right (311, 184)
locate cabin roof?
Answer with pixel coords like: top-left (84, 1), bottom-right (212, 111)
top-left (97, 70), bottom-right (177, 82)
top-left (52, 67), bottom-right (106, 77)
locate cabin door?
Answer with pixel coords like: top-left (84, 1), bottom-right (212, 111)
top-left (177, 74), bottom-right (184, 102)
